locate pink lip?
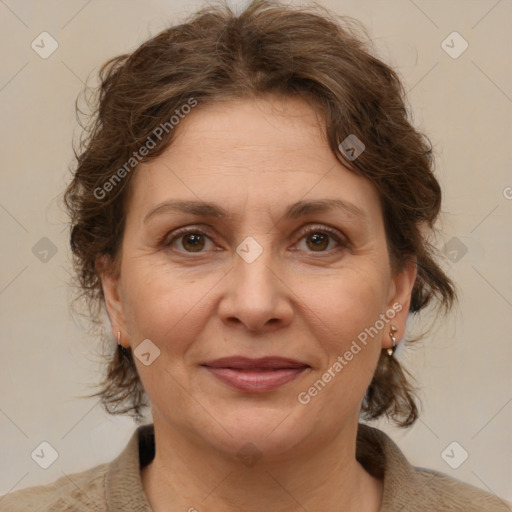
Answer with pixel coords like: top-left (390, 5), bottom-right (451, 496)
top-left (202, 357), bottom-right (310, 393)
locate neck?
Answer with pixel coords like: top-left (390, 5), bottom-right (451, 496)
top-left (141, 418), bottom-right (383, 512)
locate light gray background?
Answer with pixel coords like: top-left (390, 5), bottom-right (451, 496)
top-left (1, 0), bottom-right (511, 503)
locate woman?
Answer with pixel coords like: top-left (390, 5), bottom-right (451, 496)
top-left (2, 1), bottom-right (509, 510)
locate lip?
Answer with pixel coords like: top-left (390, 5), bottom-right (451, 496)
top-left (202, 356), bottom-right (310, 393)
top-left (203, 356), bottom-right (309, 369)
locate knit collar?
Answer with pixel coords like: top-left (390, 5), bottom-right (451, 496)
top-left (104, 422), bottom-right (420, 511)
top-left (105, 423), bottom-right (154, 511)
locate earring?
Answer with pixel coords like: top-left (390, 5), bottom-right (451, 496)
top-left (117, 331), bottom-right (129, 356)
top-left (386, 325), bottom-right (398, 357)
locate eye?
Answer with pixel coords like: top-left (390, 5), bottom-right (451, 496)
top-left (162, 224), bottom-right (348, 255)
top-left (163, 227), bottom-right (215, 253)
top-left (294, 225), bottom-right (348, 253)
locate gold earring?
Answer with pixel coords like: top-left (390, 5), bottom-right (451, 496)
top-left (117, 330), bottom-right (129, 357)
top-left (386, 325), bottom-right (398, 356)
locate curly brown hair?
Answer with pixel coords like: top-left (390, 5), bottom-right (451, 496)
top-left (64, 0), bottom-right (456, 427)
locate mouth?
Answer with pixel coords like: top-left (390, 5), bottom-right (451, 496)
top-left (201, 356), bottom-right (310, 393)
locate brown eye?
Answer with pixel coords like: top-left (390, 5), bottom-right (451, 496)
top-left (181, 233), bottom-right (206, 252)
top-left (294, 225), bottom-right (348, 254)
top-left (162, 227), bottom-right (217, 255)
top-left (305, 232), bottom-right (329, 251)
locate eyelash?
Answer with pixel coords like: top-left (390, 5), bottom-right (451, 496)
top-left (161, 224), bottom-right (349, 255)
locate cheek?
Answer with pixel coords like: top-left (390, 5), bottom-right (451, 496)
top-left (295, 272), bottom-right (389, 418)
top-left (299, 266), bottom-right (390, 349)
top-left (120, 260), bottom-right (217, 350)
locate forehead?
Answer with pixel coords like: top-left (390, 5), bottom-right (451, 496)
top-left (128, 96), bottom-right (382, 225)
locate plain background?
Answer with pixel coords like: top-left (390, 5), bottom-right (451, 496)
top-left (1, 0), bottom-right (511, 503)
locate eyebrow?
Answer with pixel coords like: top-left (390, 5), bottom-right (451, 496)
top-left (143, 198), bottom-right (368, 224)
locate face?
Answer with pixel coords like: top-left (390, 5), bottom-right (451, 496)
top-left (100, 96), bottom-right (416, 459)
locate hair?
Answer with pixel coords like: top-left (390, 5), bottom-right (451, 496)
top-left (64, 0), bottom-right (456, 427)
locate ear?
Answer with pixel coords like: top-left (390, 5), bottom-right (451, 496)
top-left (96, 255), bottom-right (130, 348)
top-left (383, 256), bottom-right (417, 350)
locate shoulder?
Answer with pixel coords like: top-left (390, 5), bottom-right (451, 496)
top-left (356, 423), bottom-right (511, 512)
top-left (0, 462), bottom-right (109, 512)
top-left (0, 423), bottom-right (154, 512)
top-left (411, 467), bottom-right (512, 512)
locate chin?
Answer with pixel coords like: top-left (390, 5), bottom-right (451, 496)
top-left (200, 403), bottom-right (310, 462)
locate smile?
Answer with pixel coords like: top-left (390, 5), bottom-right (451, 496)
top-left (202, 356), bottom-right (310, 393)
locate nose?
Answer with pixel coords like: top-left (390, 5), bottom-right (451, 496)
top-left (217, 241), bottom-right (294, 334)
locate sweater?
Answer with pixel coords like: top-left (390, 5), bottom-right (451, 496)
top-left (1, 423), bottom-right (510, 511)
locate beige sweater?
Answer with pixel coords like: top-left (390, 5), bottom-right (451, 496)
top-left (1, 423), bottom-right (510, 511)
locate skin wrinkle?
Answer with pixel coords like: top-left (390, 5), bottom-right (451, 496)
top-left (100, 96), bottom-right (417, 512)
